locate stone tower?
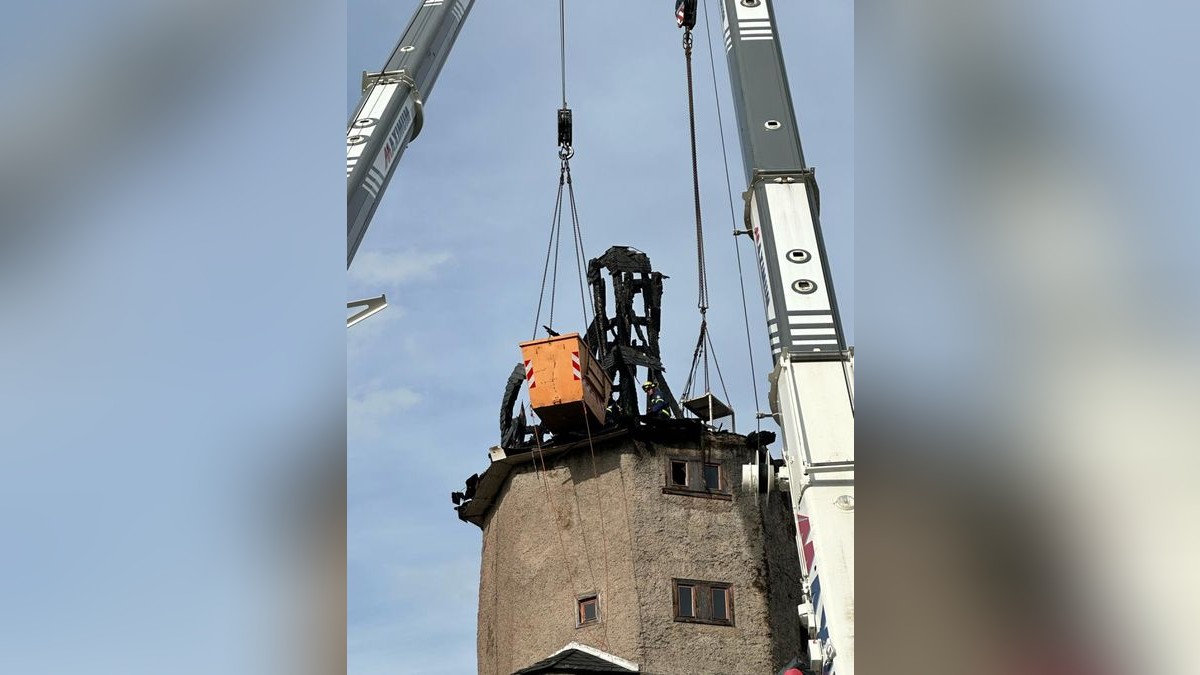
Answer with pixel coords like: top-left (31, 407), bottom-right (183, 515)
top-left (454, 423), bottom-right (804, 674)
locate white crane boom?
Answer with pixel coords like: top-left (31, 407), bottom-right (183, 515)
top-left (715, 0), bottom-right (855, 672)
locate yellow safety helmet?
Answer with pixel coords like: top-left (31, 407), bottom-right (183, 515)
top-left (641, 380), bottom-right (656, 391)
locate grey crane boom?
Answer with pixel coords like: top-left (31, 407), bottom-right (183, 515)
top-left (346, 0), bottom-right (475, 267)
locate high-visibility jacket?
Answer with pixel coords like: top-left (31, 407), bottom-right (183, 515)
top-left (647, 392), bottom-right (670, 418)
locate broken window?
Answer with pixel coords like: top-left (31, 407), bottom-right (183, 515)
top-left (703, 463), bottom-right (721, 491)
top-left (672, 579), bottom-right (733, 626)
top-left (670, 460), bottom-right (688, 487)
top-left (578, 594), bottom-right (599, 626)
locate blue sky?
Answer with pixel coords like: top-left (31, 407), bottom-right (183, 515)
top-left (0, 2), bottom-right (346, 673)
top-left (346, 1), bottom-right (852, 672)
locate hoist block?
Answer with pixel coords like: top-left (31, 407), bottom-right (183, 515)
top-left (519, 333), bottom-right (609, 434)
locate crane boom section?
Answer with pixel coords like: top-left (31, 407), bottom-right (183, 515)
top-left (719, 0), bottom-right (846, 358)
top-left (720, 1), bottom-right (854, 673)
top-left (346, 0), bottom-right (475, 267)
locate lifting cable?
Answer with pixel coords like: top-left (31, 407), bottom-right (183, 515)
top-left (530, 0), bottom-right (600, 351)
top-left (581, 408), bottom-right (612, 650)
top-left (677, 7), bottom-right (733, 420)
top-left (532, 154), bottom-right (590, 339)
top-left (530, 426), bottom-right (585, 617)
top-left (528, 1), bottom-right (611, 650)
top-left (699, 0), bottom-right (766, 435)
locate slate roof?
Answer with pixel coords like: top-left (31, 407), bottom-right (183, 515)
top-left (513, 645), bottom-right (638, 674)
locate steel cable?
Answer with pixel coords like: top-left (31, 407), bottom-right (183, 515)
top-left (701, 0), bottom-right (764, 432)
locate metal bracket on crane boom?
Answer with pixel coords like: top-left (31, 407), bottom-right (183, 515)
top-left (347, 0), bottom-right (474, 267)
top-left (361, 69), bottom-right (411, 92)
top-left (347, 294), bottom-right (387, 328)
top-left (787, 349), bottom-right (853, 363)
top-left (803, 461), bottom-right (855, 473)
top-left (741, 168), bottom-right (820, 223)
top-left (360, 69), bottom-right (426, 143)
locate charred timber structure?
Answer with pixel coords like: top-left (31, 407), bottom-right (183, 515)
top-left (497, 246), bottom-right (682, 455)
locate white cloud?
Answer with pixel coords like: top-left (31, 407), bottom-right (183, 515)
top-left (350, 249), bottom-right (452, 288)
top-left (348, 385), bottom-right (421, 440)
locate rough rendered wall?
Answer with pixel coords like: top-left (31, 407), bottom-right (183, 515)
top-left (626, 436), bottom-right (797, 675)
top-left (763, 489), bottom-right (806, 669)
top-left (477, 439), bottom-right (643, 675)
top-left (476, 433), bottom-right (804, 675)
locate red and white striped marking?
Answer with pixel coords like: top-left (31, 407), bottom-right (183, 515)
top-left (797, 514), bottom-right (816, 574)
top-left (571, 351), bottom-right (581, 381)
top-left (524, 359), bottom-right (535, 388)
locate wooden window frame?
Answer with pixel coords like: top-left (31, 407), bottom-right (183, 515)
top-left (668, 459), bottom-right (689, 488)
top-left (672, 578), bottom-right (734, 626)
top-left (674, 582), bottom-right (696, 620)
top-left (709, 584), bottom-right (731, 622)
top-left (702, 462), bottom-right (723, 491)
top-left (662, 458), bottom-right (732, 500)
top-left (576, 593), bottom-right (600, 627)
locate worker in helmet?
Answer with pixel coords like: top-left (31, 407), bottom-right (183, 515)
top-left (642, 380), bottom-right (671, 418)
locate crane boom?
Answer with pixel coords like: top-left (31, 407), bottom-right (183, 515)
top-left (718, 1), bottom-right (855, 673)
top-left (346, 0), bottom-right (476, 267)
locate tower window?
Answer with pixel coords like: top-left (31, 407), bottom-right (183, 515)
top-left (670, 460), bottom-right (688, 487)
top-left (672, 579), bottom-right (733, 626)
top-left (664, 458), bottom-right (732, 500)
top-left (675, 583), bottom-right (694, 618)
top-left (577, 594), bottom-right (599, 626)
top-left (711, 586), bottom-right (728, 621)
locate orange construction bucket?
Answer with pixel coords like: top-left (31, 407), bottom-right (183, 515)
top-left (518, 333), bottom-right (610, 433)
